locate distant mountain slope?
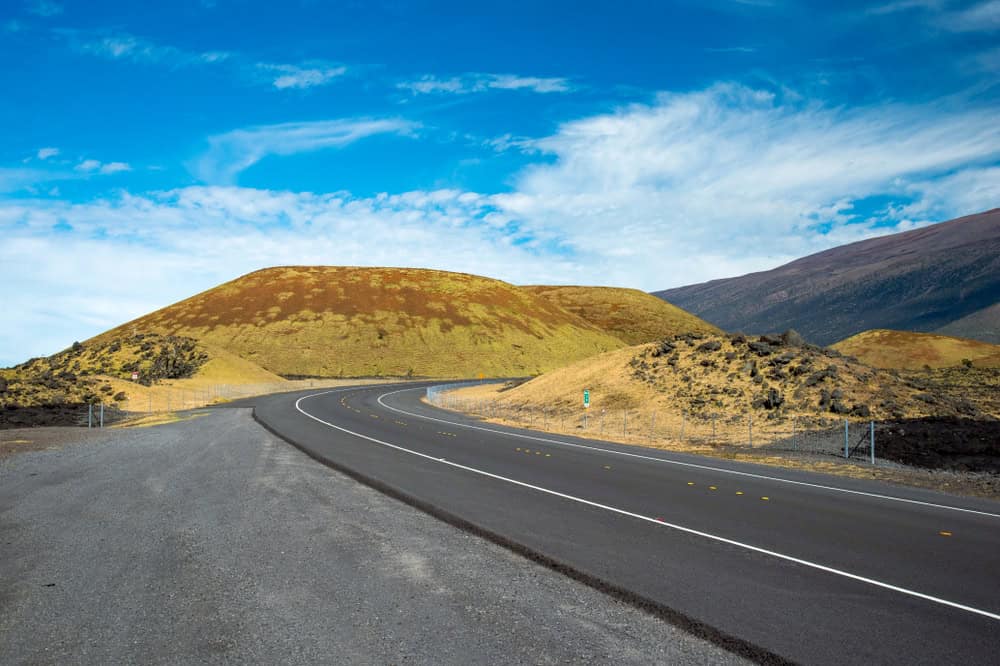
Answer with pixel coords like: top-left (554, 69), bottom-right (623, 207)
top-left (521, 285), bottom-right (720, 345)
top-left (831, 329), bottom-right (1000, 370)
top-left (91, 266), bottom-right (626, 378)
top-left (935, 303), bottom-right (1000, 344)
top-left (654, 209), bottom-right (1000, 346)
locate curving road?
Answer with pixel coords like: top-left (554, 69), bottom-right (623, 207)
top-left (253, 382), bottom-right (1000, 665)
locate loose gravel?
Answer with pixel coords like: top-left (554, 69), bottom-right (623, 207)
top-left (0, 408), bottom-right (747, 665)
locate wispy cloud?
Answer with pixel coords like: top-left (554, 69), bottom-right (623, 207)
top-left (5, 84), bottom-right (1000, 363)
top-left (704, 46), bottom-right (757, 53)
top-left (484, 134), bottom-right (541, 153)
top-left (26, 0), bottom-right (62, 17)
top-left (868, 0), bottom-right (942, 15)
top-left (37, 147), bottom-right (59, 160)
top-left (399, 73), bottom-right (573, 95)
top-left (487, 83), bottom-right (1000, 288)
top-left (69, 31), bottom-right (351, 92)
top-left (256, 61), bottom-right (347, 89)
top-left (74, 31), bottom-right (231, 67)
top-left (75, 158), bottom-right (132, 175)
top-left (940, 0), bottom-right (1000, 31)
top-left (870, 0), bottom-right (1000, 31)
top-left (195, 118), bottom-right (418, 184)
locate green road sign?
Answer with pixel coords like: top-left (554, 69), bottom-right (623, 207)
top-left (583, 389), bottom-right (590, 408)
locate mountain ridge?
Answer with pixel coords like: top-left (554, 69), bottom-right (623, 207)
top-left (654, 208), bottom-right (1000, 345)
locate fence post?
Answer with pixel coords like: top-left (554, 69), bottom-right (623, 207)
top-left (651, 412), bottom-right (656, 440)
top-left (100, 403), bottom-right (104, 428)
top-left (680, 411), bottom-right (685, 442)
top-left (844, 419), bottom-right (849, 458)
top-left (601, 409), bottom-right (605, 435)
top-left (791, 417), bottom-right (796, 450)
top-left (748, 413), bottom-right (753, 448)
top-left (870, 421), bottom-right (875, 465)
top-left (88, 404), bottom-right (93, 428)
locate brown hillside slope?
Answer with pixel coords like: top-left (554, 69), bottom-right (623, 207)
top-left (92, 266), bottom-right (626, 378)
top-left (655, 208), bottom-right (1000, 345)
top-left (831, 329), bottom-right (1000, 370)
top-left (522, 285), bottom-right (720, 345)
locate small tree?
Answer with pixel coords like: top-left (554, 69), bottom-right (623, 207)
top-left (961, 358), bottom-right (973, 369)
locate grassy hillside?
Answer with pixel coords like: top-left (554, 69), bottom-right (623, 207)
top-left (92, 266), bottom-right (627, 378)
top-left (831, 329), bottom-right (1000, 370)
top-left (451, 333), bottom-right (998, 434)
top-left (522, 285), bottom-right (720, 345)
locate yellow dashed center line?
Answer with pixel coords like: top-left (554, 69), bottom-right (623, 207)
top-left (736, 491), bottom-right (744, 496)
top-left (709, 486), bottom-right (717, 491)
top-left (687, 482), bottom-right (695, 486)
top-left (761, 497), bottom-right (770, 501)
top-left (940, 531), bottom-right (953, 537)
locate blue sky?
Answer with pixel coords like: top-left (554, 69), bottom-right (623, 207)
top-left (2, 0), bottom-right (999, 366)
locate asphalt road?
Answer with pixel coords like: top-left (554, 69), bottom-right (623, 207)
top-left (252, 382), bottom-right (1000, 665)
top-left (0, 407), bottom-right (745, 665)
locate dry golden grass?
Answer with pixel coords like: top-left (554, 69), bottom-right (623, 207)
top-left (440, 380), bottom-right (1000, 498)
top-left (831, 329), bottom-right (1000, 370)
top-left (522, 285), bottom-right (720, 345)
top-left (442, 332), bottom-right (998, 449)
top-left (93, 266), bottom-right (627, 378)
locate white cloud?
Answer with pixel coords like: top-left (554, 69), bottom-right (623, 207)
top-left (26, 1), bottom-right (62, 17)
top-left (704, 46), bottom-right (757, 53)
top-left (0, 167), bottom-right (56, 193)
top-left (37, 147), bottom-right (59, 160)
top-left (4, 84), bottom-right (1000, 364)
top-left (399, 73), bottom-right (572, 95)
top-left (872, 0), bottom-right (1000, 31)
top-left (100, 162), bottom-right (132, 174)
top-left (195, 118), bottom-right (418, 184)
top-left (486, 83), bottom-right (1000, 288)
top-left (485, 134), bottom-right (541, 153)
top-left (868, 0), bottom-right (942, 15)
top-left (257, 62), bottom-right (347, 89)
top-left (75, 31), bottom-right (231, 67)
top-left (941, 0), bottom-right (1000, 31)
top-left (74, 159), bottom-right (131, 174)
top-left (0, 186), bottom-right (581, 364)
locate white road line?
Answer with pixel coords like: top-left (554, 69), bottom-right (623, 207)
top-left (377, 386), bottom-right (1000, 519)
top-left (294, 389), bottom-right (1000, 622)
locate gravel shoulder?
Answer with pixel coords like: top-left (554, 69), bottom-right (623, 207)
top-left (0, 408), bottom-right (746, 665)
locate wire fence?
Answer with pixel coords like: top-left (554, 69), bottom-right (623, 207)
top-left (0, 379), bottom-right (379, 429)
top-left (426, 387), bottom-right (881, 465)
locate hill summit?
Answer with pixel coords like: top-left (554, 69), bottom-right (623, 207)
top-left (522, 285), bottom-right (720, 345)
top-left (92, 266), bottom-right (628, 378)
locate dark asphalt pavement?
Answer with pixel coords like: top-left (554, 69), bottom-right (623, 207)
top-left (1, 406), bottom-right (745, 665)
top-left (252, 382), bottom-right (1000, 665)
